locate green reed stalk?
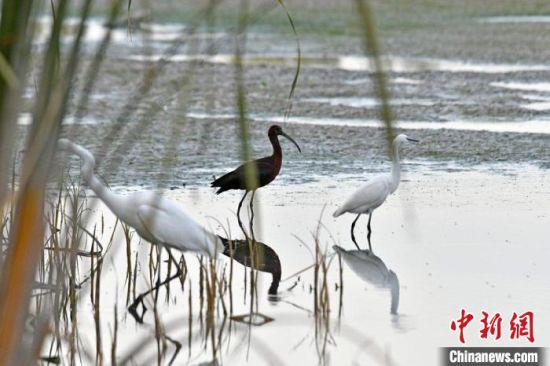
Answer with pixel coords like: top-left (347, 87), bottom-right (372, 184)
top-left (354, 0), bottom-right (395, 154)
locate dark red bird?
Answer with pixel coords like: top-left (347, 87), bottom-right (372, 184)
top-left (211, 125), bottom-right (301, 224)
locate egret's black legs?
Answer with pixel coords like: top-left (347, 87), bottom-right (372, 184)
top-left (367, 213), bottom-right (373, 252)
top-left (128, 249), bottom-right (184, 324)
top-left (237, 191), bottom-right (249, 234)
top-left (350, 214), bottom-right (361, 250)
top-left (128, 269), bottom-right (182, 323)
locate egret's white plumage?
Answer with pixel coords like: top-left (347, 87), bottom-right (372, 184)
top-left (58, 138), bottom-right (223, 257)
top-left (333, 175), bottom-right (390, 217)
top-left (333, 245), bottom-right (399, 314)
top-left (333, 134), bottom-right (418, 250)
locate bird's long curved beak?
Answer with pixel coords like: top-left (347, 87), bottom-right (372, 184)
top-left (280, 131), bottom-right (302, 153)
top-left (406, 137), bottom-right (419, 143)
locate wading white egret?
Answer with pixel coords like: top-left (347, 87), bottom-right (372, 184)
top-left (58, 138), bottom-right (224, 257)
top-left (333, 245), bottom-right (399, 314)
top-left (333, 134), bottom-right (418, 251)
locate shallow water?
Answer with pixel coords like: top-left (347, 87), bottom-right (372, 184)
top-left (480, 16), bottom-right (550, 24)
top-left (303, 96), bottom-right (436, 108)
top-left (24, 11), bottom-right (550, 176)
top-left (33, 16), bottom-right (190, 45)
top-left (491, 82), bottom-right (550, 93)
top-left (53, 167), bottom-right (550, 365)
top-left (127, 53), bottom-right (550, 74)
top-left (186, 112), bottom-right (550, 134)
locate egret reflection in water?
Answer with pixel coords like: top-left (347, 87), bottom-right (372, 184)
top-left (333, 245), bottom-right (399, 314)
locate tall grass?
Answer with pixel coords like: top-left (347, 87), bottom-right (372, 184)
top-left (0, 0), bottom-right (89, 362)
top-left (354, 0), bottom-right (395, 153)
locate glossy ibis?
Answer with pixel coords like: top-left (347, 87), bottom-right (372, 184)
top-left (333, 134), bottom-right (419, 252)
top-left (58, 138), bottom-right (227, 257)
top-left (211, 125), bottom-right (301, 227)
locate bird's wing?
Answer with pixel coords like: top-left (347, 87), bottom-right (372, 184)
top-left (334, 175), bottom-right (391, 216)
top-left (237, 160), bottom-right (274, 181)
top-left (212, 160), bottom-right (273, 190)
top-left (136, 202), bottom-right (222, 257)
top-left (254, 160), bottom-right (278, 185)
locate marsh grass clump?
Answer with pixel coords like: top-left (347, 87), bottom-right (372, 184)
top-left (29, 179), bottom-right (116, 364)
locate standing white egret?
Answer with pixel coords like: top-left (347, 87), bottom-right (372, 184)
top-left (333, 134), bottom-right (419, 251)
top-left (333, 245), bottom-right (399, 314)
top-left (57, 138), bottom-right (224, 257)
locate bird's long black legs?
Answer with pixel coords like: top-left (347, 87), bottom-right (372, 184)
top-left (237, 191), bottom-right (249, 234)
top-left (128, 269), bottom-right (182, 323)
top-left (367, 213), bottom-right (373, 252)
top-left (128, 248), bottom-right (184, 324)
top-left (350, 214), bottom-right (361, 250)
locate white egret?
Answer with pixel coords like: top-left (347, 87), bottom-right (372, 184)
top-left (58, 138), bottom-right (224, 257)
top-left (333, 134), bottom-right (418, 251)
top-left (333, 245), bottom-right (399, 314)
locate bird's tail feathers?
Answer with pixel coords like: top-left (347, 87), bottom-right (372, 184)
top-left (218, 235), bottom-right (234, 256)
top-left (215, 186), bottom-right (229, 194)
top-left (211, 172), bottom-right (229, 187)
top-left (332, 207), bottom-right (344, 217)
top-left (211, 173), bottom-right (232, 194)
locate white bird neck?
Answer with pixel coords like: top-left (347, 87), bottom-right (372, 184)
top-left (63, 140), bottom-right (117, 206)
top-left (389, 141), bottom-right (401, 193)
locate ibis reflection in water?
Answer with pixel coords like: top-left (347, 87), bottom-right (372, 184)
top-left (211, 125), bottom-right (301, 231)
top-left (333, 134), bottom-right (419, 252)
top-left (333, 245), bottom-right (399, 314)
top-left (221, 238), bottom-right (282, 296)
